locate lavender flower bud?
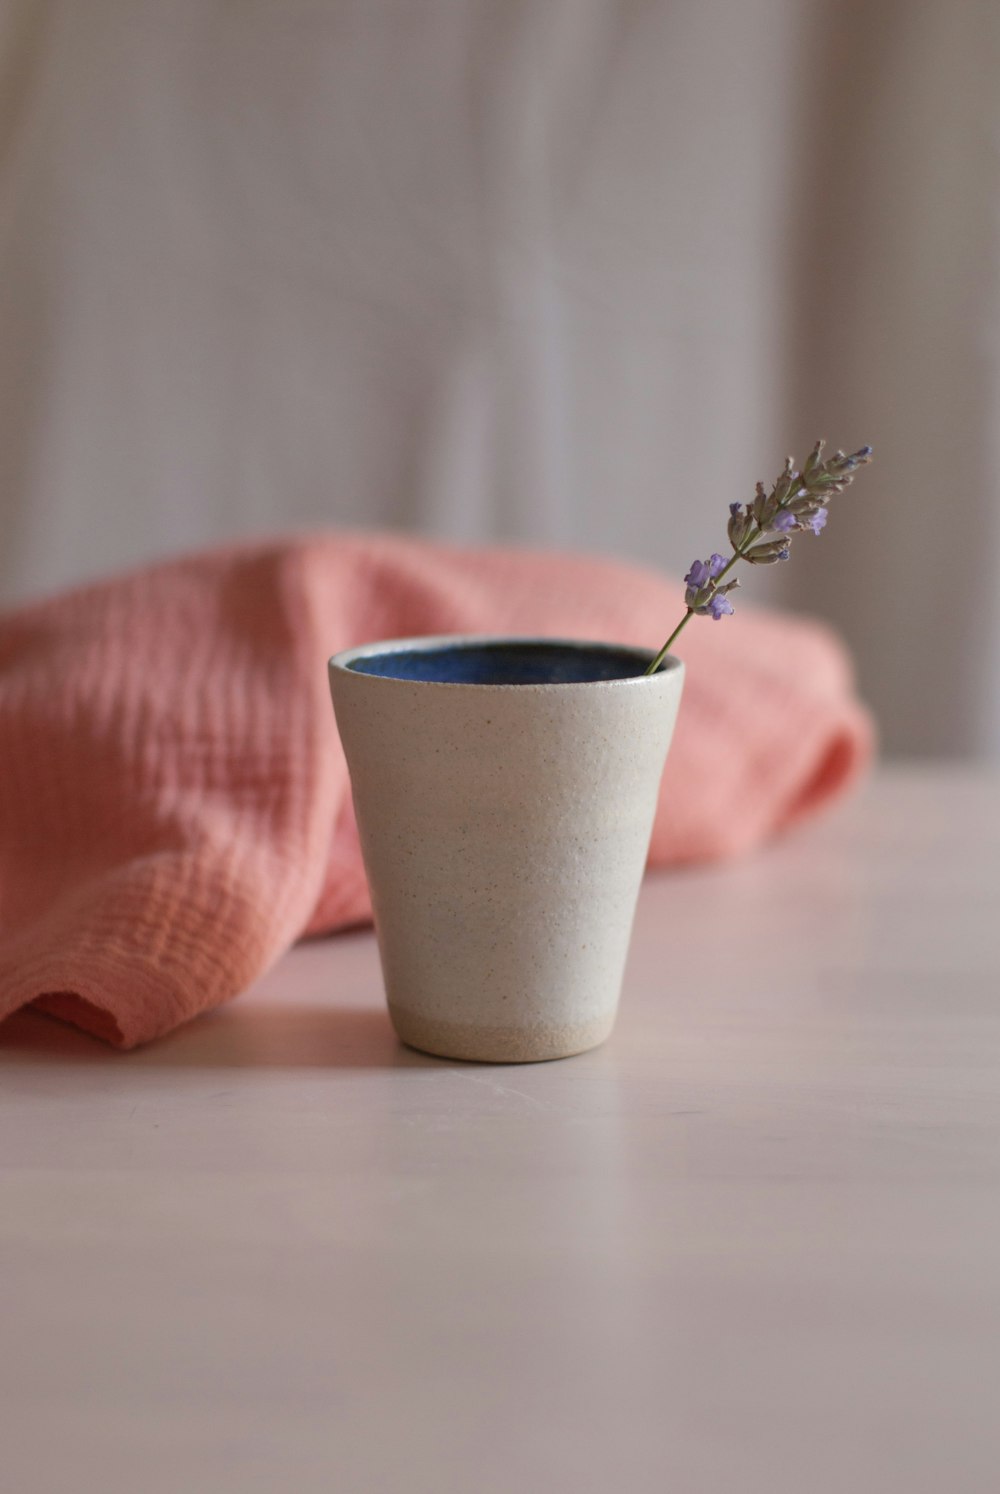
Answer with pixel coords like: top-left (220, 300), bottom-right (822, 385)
top-left (751, 482), bottom-right (767, 523)
top-left (837, 446), bottom-right (874, 473)
top-left (727, 508), bottom-right (752, 549)
top-left (788, 493), bottom-right (826, 516)
top-left (752, 482), bottom-right (780, 529)
top-left (773, 461), bottom-right (802, 505)
top-left (773, 511), bottom-right (798, 533)
top-left (745, 539), bottom-right (792, 564)
top-left (802, 439), bottom-right (825, 477)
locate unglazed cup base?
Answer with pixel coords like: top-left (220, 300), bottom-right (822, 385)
top-left (389, 1004), bottom-right (617, 1064)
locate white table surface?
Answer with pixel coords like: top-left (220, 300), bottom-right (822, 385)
top-left (2, 766), bottom-right (999, 1493)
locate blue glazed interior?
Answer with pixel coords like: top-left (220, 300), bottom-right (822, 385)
top-left (347, 641), bottom-right (655, 685)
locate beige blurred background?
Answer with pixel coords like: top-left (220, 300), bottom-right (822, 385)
top-left (0, 0), bottom-right (996, 757)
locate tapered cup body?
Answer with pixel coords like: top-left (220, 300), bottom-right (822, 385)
top-left (328, 638), bottom-right (684, 1062)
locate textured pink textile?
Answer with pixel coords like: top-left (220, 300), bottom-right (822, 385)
top-left (0, 533), bottom-right (875, 1047)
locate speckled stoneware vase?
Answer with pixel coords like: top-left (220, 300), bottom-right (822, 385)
top-left (328, 637), bottom-right (684, 1063)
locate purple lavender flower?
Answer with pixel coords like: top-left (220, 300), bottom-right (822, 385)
top-left (707, 593), bottom-right (735, 620)
top-left (685, 553), bottom-right (731, 607)
top-left (645, 439), bottom-right (873, 676)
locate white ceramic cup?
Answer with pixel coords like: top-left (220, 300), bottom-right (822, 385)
top-left (328, 637), bottom-right (684, 1062)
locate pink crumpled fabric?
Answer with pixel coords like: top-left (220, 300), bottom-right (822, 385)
top-left (0, 532), bottom-right (874, 1046)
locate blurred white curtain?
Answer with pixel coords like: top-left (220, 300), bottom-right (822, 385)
top-left (0, 0), bottom-right (996, 756)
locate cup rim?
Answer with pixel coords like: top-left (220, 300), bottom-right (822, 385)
top-left (328, 634), bottom-right (684, 689)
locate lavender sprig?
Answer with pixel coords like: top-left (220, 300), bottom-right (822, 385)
top-left (643, 440), bottom-right (874, 676)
